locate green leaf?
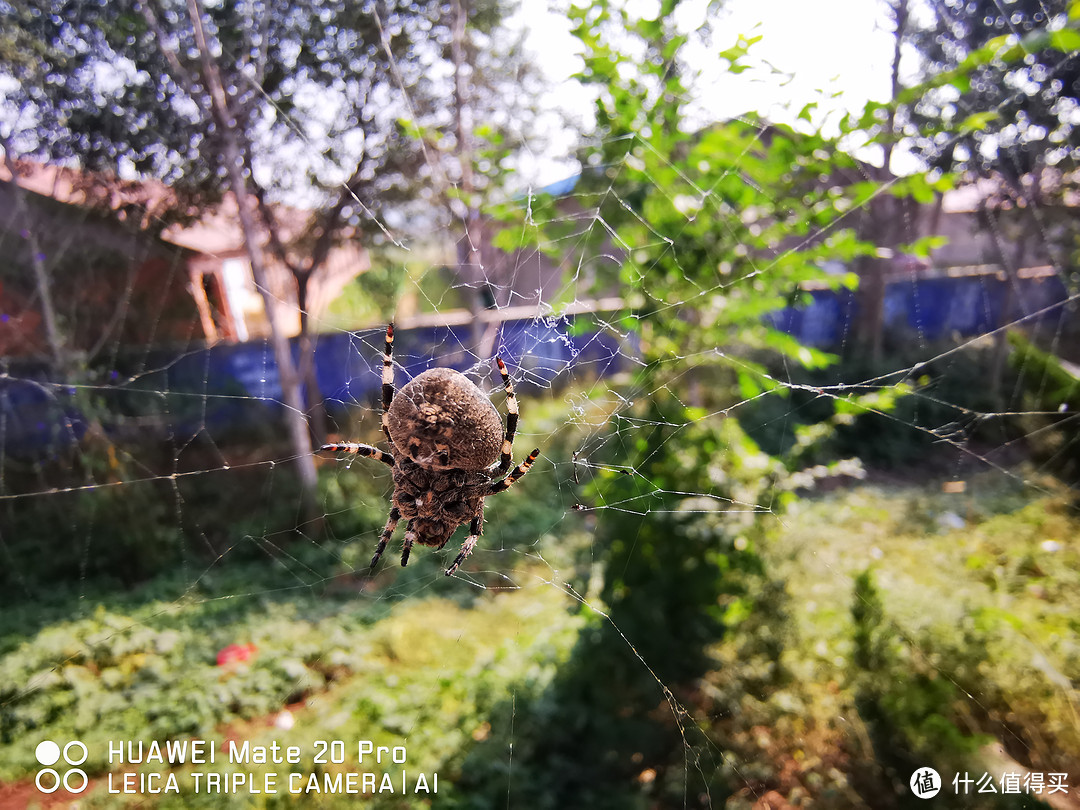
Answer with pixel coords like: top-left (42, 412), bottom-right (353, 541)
top-left (901, 235), bottom-right (948, 260)
top-left (491, 227), bottom-right (524, 253)
top-left (959, 111), bottom-right (999, 133)
top-left (888, 175), bottom-right (936, 205)
top-left (1046, 28), bottom-right (1080, 53)
top-left (797, 102), bottom-right (818, 123)
top-left (718, 33), bottom-right (762, 71)
top-left (737, 370), bottom-right (764, 400)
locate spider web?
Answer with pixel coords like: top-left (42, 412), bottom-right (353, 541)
top-left (1, 2), bottom-right (1079, 808)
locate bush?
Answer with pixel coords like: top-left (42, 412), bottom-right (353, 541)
top-left (742, 341), bottom-right (1012, 469)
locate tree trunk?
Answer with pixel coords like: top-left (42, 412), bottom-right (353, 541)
top-left (248, 174), bottom-right (329, 447)
top-left (451, 0), bottom-right (489, 356)
top-left (856, 250), bottom-right (888, 363)
top-left (854, 0), bottom-right (909, 364)
top-left (1, 134), bottom-right (67, 371)
top-left (185, 0), bottom-right (320, 526)
top-left (989, 222), bottom-right (1028, 404)
top-left (296, 274), bottom-right (329, 447)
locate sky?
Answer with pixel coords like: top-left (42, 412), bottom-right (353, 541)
top-left (689, 0), bottom-right (897, 120)
top-left (0, 0), bottom-right (902, 192)
top-left (509, 0), bottom-right (900, 184)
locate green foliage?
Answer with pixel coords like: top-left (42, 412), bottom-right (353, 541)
top-left (496, 0), bottom-right (899, 497)
top-left (0, 586), bottom-right (586, 803)
top-left (2, 481), bottom-right (179, 589)
top-left (673, 475), bottom-right (1080, 808)
top-left (458, 390), bottom-right (777, 809)
top-left (0, 407), bottom-right (583, 799)
top-left (1, 0), bottom-right (451, 211)
top-left (322, 264), bottom-right (408, 330)
top-left (851, 570), bottom-right (889, 673)
top-left (903, 0), bottom-right (1080, 176)
top-left (732, 333), bottom-right (1079, 487)
top-left (1008, 332), bottom-right (1080, 409)
top-left (758, 480), bottom-right (1080, 800)
top-left (461, 5), bottom-right (924, 804)
top-left (850, 571), bottom-right (967, 756)
top-left (1, 603), bottom-right (344, 773)
top-left (1007, 331), bottom-right (1080, 484)
top-left (740, 341), bottom-right (1009, 469)
top-left (592, 408), bottom-right (771, 684)
top-left (0, 445), bottom-right (316, 601)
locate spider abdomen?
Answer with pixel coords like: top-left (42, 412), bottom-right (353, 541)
top-left (322, 324), bottom-right (537, 575)
top-left (387, 368), bottom-right (503, 471)
top-left (391, 459), bottom-right (490, 549)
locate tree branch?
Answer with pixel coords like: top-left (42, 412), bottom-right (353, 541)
top-left (136, 0), bottom-right (204, 106)
top-left (1, 128), bottom-right (66, 367)
top-left (183, 0), bottom-right (320, 516)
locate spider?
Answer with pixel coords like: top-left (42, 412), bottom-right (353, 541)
top-left (321, 324), bottom-right (540, 576)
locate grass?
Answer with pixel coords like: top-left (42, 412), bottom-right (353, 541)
top-left (4, 379), bottom-right (1078, 808)
top-left (1, 390), bottom-right (599, 808)
top-left (3, 582), bottom-right (585, 809)
top-left (1, 491), bottom-right (592, 807)
top-left (705, 470), bottom-right (1080, 808)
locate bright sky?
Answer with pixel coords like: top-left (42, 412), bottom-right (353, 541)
top-left (510, 0), bottom-right (899, 183)
top-left (1, 0), bottom-right (900, 190)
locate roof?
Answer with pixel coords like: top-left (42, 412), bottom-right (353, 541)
top-left (0, 159), bottom-right (179, 230)
top-left (0, 159), bottom-right (359, 263)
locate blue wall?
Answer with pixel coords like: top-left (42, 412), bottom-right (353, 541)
top-left (0, 319), bottom-right (631, 453)
top-left (1, 272), bottom-right (1071, 454)
top-left (769, 272), bottom-right (1069, 347)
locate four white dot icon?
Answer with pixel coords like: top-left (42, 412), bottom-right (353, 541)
top-left (35, 740), bottom-right (88, 794)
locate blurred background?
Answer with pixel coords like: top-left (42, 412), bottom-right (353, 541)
top-left (1, 0), bottom-right (1079, 807)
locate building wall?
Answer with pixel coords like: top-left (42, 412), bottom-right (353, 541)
top-left (0, 178), bottom-right (205, 357)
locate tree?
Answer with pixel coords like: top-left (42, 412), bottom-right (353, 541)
top-left (850, 0), bottom-right (915, 363)
top-left (3, 0), bottom-right (549, 432)
top-left (0, 0), bottom-right (535, 513)
top-left (400, 0), bottom-right (551, 356)
top-left (906, 0), bottom-right (1080, 179)
top-left (901, 0), bottom-right (1080, 393)
top-left (488, 1), bottom-right (897, 801)
top-left (1, 129), bottom-right (65, 369)
top-left (563, 0), bottom-right (869, 383)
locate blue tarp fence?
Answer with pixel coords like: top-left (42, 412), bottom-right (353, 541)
top-left (1, 272), bottom-right (1071, 453)
top-left (769, 272), bottom-right (1070, 347)
top-left (0, 318), bottom-right (632, 453)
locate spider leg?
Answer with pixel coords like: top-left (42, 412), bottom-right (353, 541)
top-left (401, 524), bottom-right (416, 567)
top-left (492, 357), bottom-right (518, 476)
top-left (445, 511), bottom-right (484, 576)
top-left (489, 448), bottom-right (540, 495)
top-left (370, 506), bottom-right (401, 570)
top-left (320, 442), bottom-right (394, 467)
top-left (381, 323), bottom-right (395, 445)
